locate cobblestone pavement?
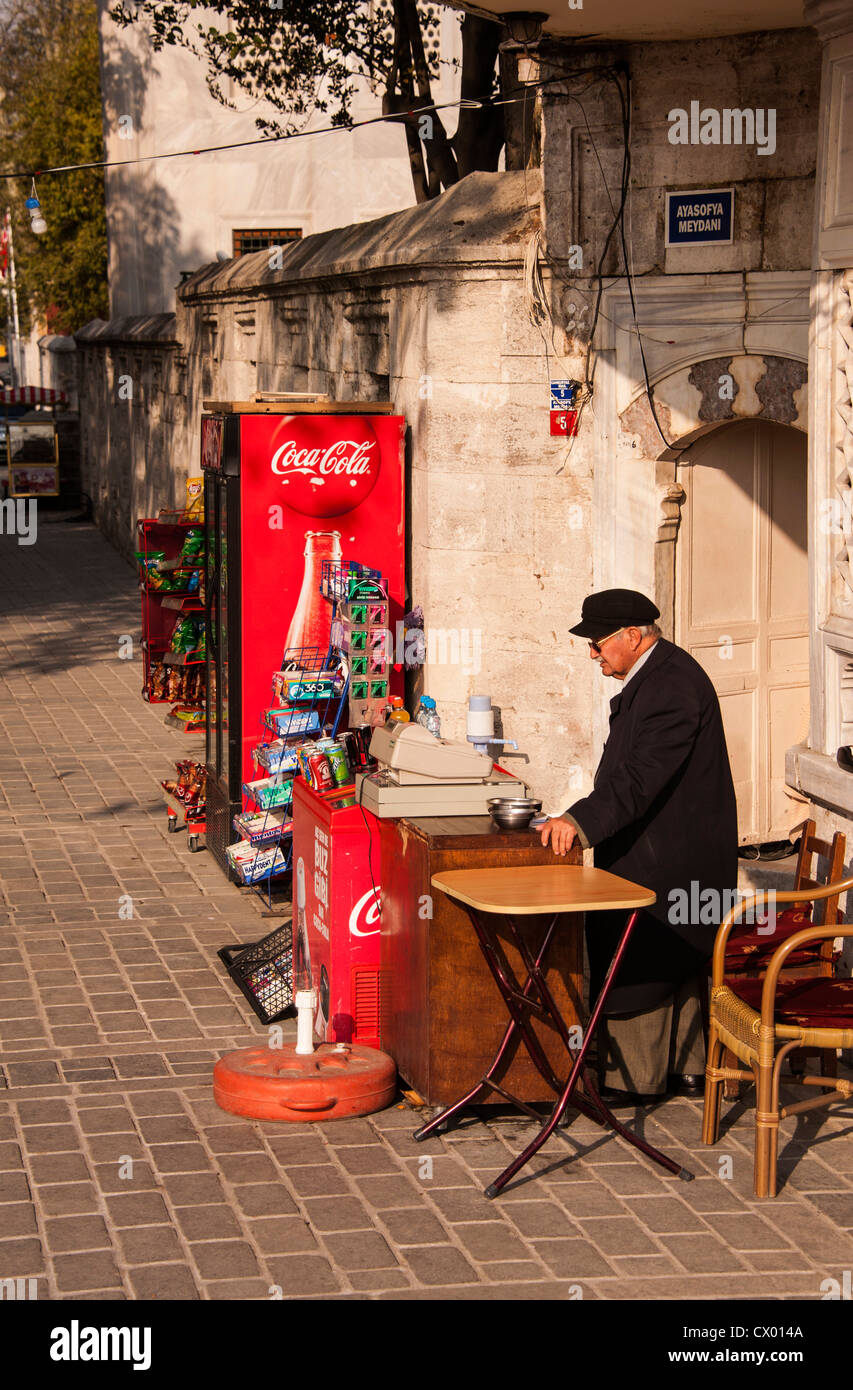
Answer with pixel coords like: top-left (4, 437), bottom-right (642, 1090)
top-left (1, 517), bottom-right (852, 1302)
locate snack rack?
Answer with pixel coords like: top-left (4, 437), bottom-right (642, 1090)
top-left (226, 642), bottom-right (349, 907)
top-left (137, 516), bottom-right (207, 724)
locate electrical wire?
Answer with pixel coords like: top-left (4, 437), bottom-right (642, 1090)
top-left (0, 65), bottom-right (623, 182)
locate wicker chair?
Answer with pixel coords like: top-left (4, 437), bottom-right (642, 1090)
top-left (703, 877), bottom-right (853, 1198)
top-left (721, 820), bottom-right (845, 1096)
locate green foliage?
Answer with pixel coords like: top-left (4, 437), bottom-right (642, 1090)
top-left (0, 0), bottom-right (109, 336)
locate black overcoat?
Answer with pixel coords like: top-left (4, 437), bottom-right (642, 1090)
top-left (567, 638), bottom-right (738, 1014)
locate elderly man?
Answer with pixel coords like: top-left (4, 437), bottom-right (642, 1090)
top-left (540, 589), bottom-right (738, 1102)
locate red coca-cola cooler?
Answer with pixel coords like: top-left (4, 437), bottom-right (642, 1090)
top-left (291, 776), bottom-right (382, 1048)
top-left (200, 406), bottom-right (405, 873)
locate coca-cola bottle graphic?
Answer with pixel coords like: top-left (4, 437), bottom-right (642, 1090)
top-left (294, 858), bottom-right (312, 993)
top-left (284, 530), bottom-right (341, 664)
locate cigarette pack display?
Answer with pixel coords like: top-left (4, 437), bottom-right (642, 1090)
top-left (232, 811), bottom-right (291, 845)
top-left (264, 707), bottom-right (321, 738)
top-left (243, 777), bottom-right (294, 810)
top-left (226, 840), bottom-right (287, 883)
top-left (253, 740), bottom-right (301, 775)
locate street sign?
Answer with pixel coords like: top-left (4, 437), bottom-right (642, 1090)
top-left (550, 379), bottom-right (578, 410)
top-left (665, 189), bottom-right (734, 246)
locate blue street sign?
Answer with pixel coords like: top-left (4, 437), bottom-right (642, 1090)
top-left (550, 380), bottom-right (578, 410)
top-left (666, 189), bottom-right (734, 246)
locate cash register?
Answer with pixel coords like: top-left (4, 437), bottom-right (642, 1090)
top-left (355, 722), bottom-right (529, 818)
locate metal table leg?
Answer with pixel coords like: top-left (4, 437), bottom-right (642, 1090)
top-left (414, 905), bottom-right (694, 1196)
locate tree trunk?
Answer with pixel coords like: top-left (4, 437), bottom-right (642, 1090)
top-left (451, 14), bottom-right (505, 177)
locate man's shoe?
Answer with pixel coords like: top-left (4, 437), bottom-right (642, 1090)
top-left (668, 1073), bottom-right (705, 1097)
top-left (597, 1085), bottom-right (665, 1107)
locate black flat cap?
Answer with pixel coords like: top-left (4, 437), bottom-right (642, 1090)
top-left (569, 588), bottom-right (660, 640)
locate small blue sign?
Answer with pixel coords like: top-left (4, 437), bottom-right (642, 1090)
top-left (550, 379), bottom-right (578, 410)
top-left (666, 189), bottom-right (734, 246)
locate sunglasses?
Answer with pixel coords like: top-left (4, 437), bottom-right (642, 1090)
top-left (588, 627), bottom-right (625, 655)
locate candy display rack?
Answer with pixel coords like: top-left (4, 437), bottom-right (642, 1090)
top-left (227, 640), bottom-right (350, 909)
top-left (137, 515), bottom-right (207, 725)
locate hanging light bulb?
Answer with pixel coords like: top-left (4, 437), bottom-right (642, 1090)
top-left (25, 181), bottom-right (47, 236)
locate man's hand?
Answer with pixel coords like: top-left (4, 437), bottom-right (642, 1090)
top-left (539, 816), bottom-right (577, 857)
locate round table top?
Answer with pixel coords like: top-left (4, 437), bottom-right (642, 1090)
top-left (430, 865), bottom-right (656, 915)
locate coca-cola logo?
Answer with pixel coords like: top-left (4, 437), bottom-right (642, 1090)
top-left (269, 416), bottom-right (380, 517)
top-left (349, 886), bottom-right (381, 937)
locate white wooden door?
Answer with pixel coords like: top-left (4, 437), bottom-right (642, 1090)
top-left (676, 420), bottom-right (809, 844)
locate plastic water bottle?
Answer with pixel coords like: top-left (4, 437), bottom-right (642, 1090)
top-left (419, 696), bottom-right (441, 738)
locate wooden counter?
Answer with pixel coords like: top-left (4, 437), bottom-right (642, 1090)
top-left (379, 814), bottom-right (583, 1105)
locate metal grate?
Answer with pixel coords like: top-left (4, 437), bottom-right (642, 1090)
top-left (352, 967), bottom-right (380, 1042)
top-left (232, 228), bottom-right (302, 257)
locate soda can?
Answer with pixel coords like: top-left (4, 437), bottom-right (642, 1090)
top-left (297, 744), bottom-right (316, 780)
top-left (326, 742), bottom-right (350, 787)
top-left (307, 751), bottom-right (334, 792)
top-left (338, 730), bottom-right (363, 770)
top-left (354, 724), bottom-right (374, 765)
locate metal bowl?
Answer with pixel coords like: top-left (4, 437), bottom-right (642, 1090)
top-left (487, 796), bottom-right (543, 831)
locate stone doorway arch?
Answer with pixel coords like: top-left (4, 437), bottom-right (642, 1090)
top-left (617, 352), bottom-right (808, 636)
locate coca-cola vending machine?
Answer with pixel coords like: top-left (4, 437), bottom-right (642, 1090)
top-left (292, 776), bottom-right (382, 1047)
top-left (200, 406), bottom-right (405, 873)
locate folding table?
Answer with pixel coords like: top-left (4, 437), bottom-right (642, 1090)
top-left (413, 864), bottom-right (694, 1197)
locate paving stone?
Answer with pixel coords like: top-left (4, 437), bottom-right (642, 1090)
top-left (34, 1184), bottom-right (95, 1224)
top-left (207, 1279), bottom-right (274, 1300)
top-left (302, 1197), bottom-right (373, 1232)
top-left (216, 1154), bottom-right (279, 1183)
top-left (190, 1240), bottom-right (260, 1279)
top-left (175, 1204), bottom-right (244, 1241)
top-left (77, 1108), bottom-right (135, 1135)
top-left (118, 1225), bottom-right (184, 1264)
top-left (662, 1234), bottom-right (750, 1273)
top-left (0, 1203), bottom-right (38, 1237)
top-left (531, 1239), bottom-right (615, 1278)
top-left (347, 1268), bottom-right (412, 1291)
top-left (402, 1245), bottom-right (479, 1286)
top-left (623, 1196), bottom-right (710, 1234)
top-left (230, 1184), bottom-right (298, 1218)
top-left (333, 1146), bottom-right (401, 1177)
top-left (284, 1165), bottom-right (352, 1198)
top-left (28, 1154), bottom-right (90, 1185)
top-left (454, 1221), bottom-right (531, 1262)
top-left (265, 1255), bottom-right (342, 1295)
top-left (381, 1209), bottom-right (451, 1246)
top-left (710, 1212), bottom-right (794, 1251)
top-left (106, 1192), bottom-right (171, 1226)
top-left (129, 1264), bottom-right (199, 1300)
top-left (53, 1250), bottom-right (120, 1291)
top-left (354, 1176), bottom-right (421, 1209)
top-left (428, 1188), bottom-right (509, 1224)
top-left (92, 1161), bottom-right (157, 1193)
top-left (574, 1216), bottom-right (662, 1256)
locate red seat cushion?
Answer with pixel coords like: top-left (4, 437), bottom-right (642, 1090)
top-left (725, 906), bottom-right (838, 973)
top-left (727, 976), bottom-right (853, 1028)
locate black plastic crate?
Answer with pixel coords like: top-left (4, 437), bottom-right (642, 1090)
top-left (218, 924), bottom-right (294, 1025)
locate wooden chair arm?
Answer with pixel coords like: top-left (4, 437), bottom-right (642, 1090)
top-left (711, 876), bottom-right (853, 987)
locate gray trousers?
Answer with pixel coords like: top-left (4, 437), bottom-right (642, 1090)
top-left (598, 976), bottom-right (706, 1096)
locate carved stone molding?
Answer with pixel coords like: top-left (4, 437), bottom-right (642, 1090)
top-left (234, 306), bottom-right (256, 338)
top-left (276, 300), bottom-right (308, 335)
top-left (657, 482), bottom-right (686, 545)
top-left (342, 295), bottom-right (390, 337)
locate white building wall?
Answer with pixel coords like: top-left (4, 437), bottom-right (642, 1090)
top-left (96, 0), bottom-right (462, 316)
